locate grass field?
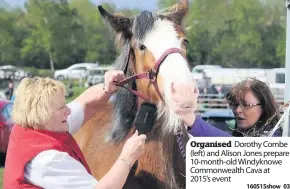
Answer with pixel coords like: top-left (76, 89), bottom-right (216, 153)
top-left (0, 168), bottom-right (3, 189)
top-left (0, 155), bottom-right (5, 189)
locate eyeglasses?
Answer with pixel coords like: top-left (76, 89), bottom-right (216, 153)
top-left (229, 103), bottom-right (261, 110)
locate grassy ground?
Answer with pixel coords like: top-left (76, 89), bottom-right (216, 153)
top-left (66, 86), bottom-right (87, 103)
top-left (0, 168), bottom-right (3, 189)
top-left (0, 155), bottom-right (5, 189)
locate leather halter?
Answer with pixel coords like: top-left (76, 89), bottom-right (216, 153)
top-left (115, 48), bottom-right (185, 101)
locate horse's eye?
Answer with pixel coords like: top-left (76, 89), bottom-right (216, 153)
top-left (139, 44), bottom-right (146, 50)
top-left (183, 39), bottom-right (189, 47)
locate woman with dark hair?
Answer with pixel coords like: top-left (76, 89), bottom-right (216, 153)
top-left (226, 78), bottom-right (282, 137)
top-left (171, 78), bottom-right (282, 137)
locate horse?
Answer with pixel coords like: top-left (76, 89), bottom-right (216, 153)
top-left (73, 0), bottom-right (195, 188)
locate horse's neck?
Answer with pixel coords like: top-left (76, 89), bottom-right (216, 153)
top-left (74, 102), bottom-right (188, 188)
top-left (134, 124), bottom-right (187, 189)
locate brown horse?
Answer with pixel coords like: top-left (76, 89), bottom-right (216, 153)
top-left (73, 1), bottom-right (194, 188)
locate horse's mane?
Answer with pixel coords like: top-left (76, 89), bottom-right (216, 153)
top-left (105, 43), bottom-right (136, 143)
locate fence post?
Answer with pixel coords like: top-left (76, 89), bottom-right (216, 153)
top-left (283, 0), bottom-right (290, 136)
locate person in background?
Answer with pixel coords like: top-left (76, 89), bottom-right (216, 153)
top-left (4, 80), bottom-right (14, 100)
top-left (4, 70), bottom-right (146, 189)
top-left (171, 78), bottom-right (282, 137)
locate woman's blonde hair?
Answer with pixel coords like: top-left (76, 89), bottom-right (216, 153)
top-left (12, 77), bottom-right (66, 129)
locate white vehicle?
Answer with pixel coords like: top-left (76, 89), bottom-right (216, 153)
top-left (0, 65), bottom-right (29, 80)
top-left (204, 68), bottom-right (267, 85)
top-left (85, 66), bottom-right (113, 87)
top-left (192, 66), bottom-right (267, 88)
top-left (265, 68), bottom-right (285, 100)
top-left (54, 63), bottom-right (99, 80)
top-left (192, 65), bottom-right (222, 73)
top-left (191, 65), bottom-right (222, 87)
top-left (194, 66), bottom-right (286, 100)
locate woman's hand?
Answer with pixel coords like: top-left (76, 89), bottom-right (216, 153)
top-left (119, 130), bottom-right (147, 168)
top-left (95, 130), bottom-right (146, 189)
top-left (169, 81), bottom-right (199, 127)
top-left (103, 70), bottom-right (126, 94)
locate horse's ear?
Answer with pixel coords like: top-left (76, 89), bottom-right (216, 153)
top-left (160, 0), bottom-right (188, 25)
top-left (98, 5), bottom-right (132, 36)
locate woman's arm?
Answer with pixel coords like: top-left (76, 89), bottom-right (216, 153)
top-left (96, 130), bottom-right (146, 189)
top-left (188, 116), bottom-right (231, 137)
top-left (25, 131), bottom-right (145, 189)
top-left (25, 150), bottom-right (98, 189)
top-left (25, 151), bottom-right (131, 189)
top-left (70, 70), bottom-right (125, 130)
top-left (67, 101), bottom-right (85, 134)
top-left (72, 84), bottom-right (111, 126)
top-left (94, 159), bottom-right (131, 189)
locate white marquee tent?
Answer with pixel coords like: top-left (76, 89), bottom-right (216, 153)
top-left (283, 0), bottom-right (290, 136)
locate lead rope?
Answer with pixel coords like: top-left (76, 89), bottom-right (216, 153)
top-left (177, 130), bottom-right (186, 160)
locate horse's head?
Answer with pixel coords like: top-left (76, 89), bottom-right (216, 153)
top-left (99, 0), bottom-right (194, 142)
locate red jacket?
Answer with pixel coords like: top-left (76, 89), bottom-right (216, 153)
top-left (4, 125), bottom-right (91, 189)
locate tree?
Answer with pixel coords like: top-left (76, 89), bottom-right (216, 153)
top-left (184, 0), bottom-right (285, 68)
top-left (21, 0), bottom-right (85, 71)
top-left (0, 0), bottom-right (286, 70)
top-left (70, 0), bottom-right (117, 65)
top-left (0, 7), bottom-right (27, 66)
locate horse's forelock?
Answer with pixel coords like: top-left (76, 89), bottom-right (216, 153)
top-left (132, 11), bottom-right (157, 43)
top-left (113, 41), bottom-right (131, 71)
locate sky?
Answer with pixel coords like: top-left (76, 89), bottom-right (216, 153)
top-left (4, 0), bottom-right (158, 11)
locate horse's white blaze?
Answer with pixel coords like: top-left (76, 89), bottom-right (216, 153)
top-left (144, 19), bottom-right (193, 133)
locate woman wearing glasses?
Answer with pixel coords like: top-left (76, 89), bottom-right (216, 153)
top-left (171, 78), bottom-right (282, 137)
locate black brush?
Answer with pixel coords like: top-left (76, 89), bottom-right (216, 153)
top-left (134, 102), bottom-right (157, 134)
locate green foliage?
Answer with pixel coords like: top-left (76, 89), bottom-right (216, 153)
top-left (188, 0), bottom-right (285, 67)
top-left (0, 7), bottom-right (27, 66)
top-left (159, 0), bottom-right (286, 68)
top-left (0, 0), bottom-right (287, 69)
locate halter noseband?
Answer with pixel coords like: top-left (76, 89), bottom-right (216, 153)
top-left (115, 47), bottom-right (186, 101)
